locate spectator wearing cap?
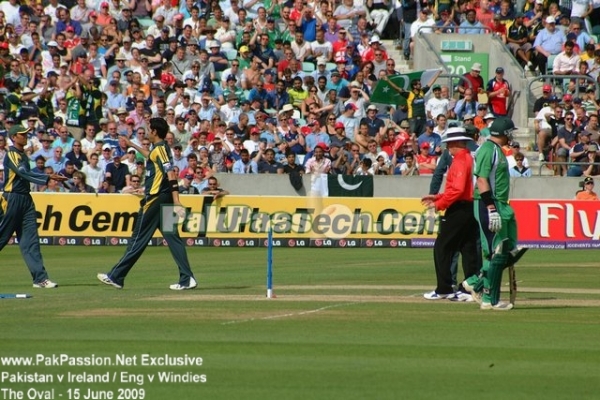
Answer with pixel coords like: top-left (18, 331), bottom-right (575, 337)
top-left (534, 83), bottom-right (554, 114)
top-left (32, 133), bottom-right (55, 161)
top-left (417, 120), bottom-right (442, 156)
top-left (532, 16), bottom-right (566, 73)
top-left (425, 85), bottom-right (450, 120)
top-left (218, 93), bottom-right (240, 124)
top-left (507, 13), bottom-right (533, 70)
top-left (177, 173), bottom-right (200, 194)
top-left (147, 14), bottom-right (169, 39)
top-left (342, 82), bottom-right (367, 119)
top-left (220, 61), bottom-right (244, 90)
top-left (362, 35), bottom-right (388, 64)
top-left (488, 14), bottom-right (507, 43)
top-left (215, 16), bottom-right (236, 48)
top-left (486, 67), bottom-right (511, 117)
top-left (359, 104), bottom-right (386, 138)
top-left (576, 177), bottom-right (599, 200)
top-left (337, 103), bottom-right (359, 141)
top-left (416, 141), bottom-right (437, 175)
top-left (105, 151), bottom-right (131, 192)
top-left (116, 8), bottom-right (137, 33)
top-left (106, 79), bottom-right (127, 113)
top-left (204, 41), bottom-right (227, 73)
top-left (434, 10), bottom-right (457, 34)
top-left (562, 124), bottom-right (591, 175)
top-left (95, 2), bottom-right (112, 27)
top-left (457, 63), bottom-right (485, 98)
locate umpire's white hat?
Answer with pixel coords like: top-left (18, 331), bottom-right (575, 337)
top-left (442, 127), bottom-right (473, 143)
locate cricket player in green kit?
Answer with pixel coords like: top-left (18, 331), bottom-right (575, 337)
top-left (97, 118), bottom-right (197, 290)
top-left (0, 125), bottom-right (68, 288)
top-left (462, 117), bottom-right (527, 310)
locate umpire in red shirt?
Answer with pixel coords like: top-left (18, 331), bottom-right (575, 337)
top-left (421, 127), bottom-right (481, 300)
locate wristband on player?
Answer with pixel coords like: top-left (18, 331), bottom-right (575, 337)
top-left (480, 191), bottom-right (496, 209)
top-left (169, 180), bottom-right (179, 192)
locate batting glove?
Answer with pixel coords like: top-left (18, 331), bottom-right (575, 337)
top-left (488, 209), bottom-right (502, 232)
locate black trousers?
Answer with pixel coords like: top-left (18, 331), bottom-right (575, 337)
top-left (0, 193), bottom-right (50, 284)
top-left (533, 52), bottom-right (549, 74)
top-left (433, 201), bottom-right (481, 295)
top-left (107, 192), bottom-right (194, 287)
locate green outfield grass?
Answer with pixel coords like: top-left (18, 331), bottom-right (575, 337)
top-left (0, 247), bottom-right (598, 400)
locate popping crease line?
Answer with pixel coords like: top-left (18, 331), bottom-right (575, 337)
top-left (221, 302), bottom-right (360, 325)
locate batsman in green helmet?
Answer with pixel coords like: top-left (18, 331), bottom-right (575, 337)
top-left (462, 117), bottom-right (527, 311)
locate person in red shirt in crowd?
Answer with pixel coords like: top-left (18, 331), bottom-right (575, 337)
top-left (421, 128), bottom-right (481, 300)
top-left (457, 63), bottom-right (485, 98)
top-left (332, 28), bottom-right (350, 55)
top-left (71, 53), bottom-right (95, 75)
top-left (488, 15), bottom-right (507, 43)
top-left (416, 142), bottom-right (437, 175)
top-left (486, 67), bottom-right (511, 117)
top-left (361, 36), bottom-right (388, 63)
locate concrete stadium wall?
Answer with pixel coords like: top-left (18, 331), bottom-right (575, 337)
top-left (412, 33), bottom-right (528, 129)
top-left (216, 174), bottom-right (582, 200)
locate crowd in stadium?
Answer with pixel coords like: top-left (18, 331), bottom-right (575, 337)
top-left (0, 0), bottom-right (599, 192)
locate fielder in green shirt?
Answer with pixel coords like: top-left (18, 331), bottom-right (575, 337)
top-left (463, 117), bottom-right (527, 311)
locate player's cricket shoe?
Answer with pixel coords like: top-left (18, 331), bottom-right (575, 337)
top-left (480, 301), bottom-right (513, 311)
top-left (97, 273), bottom-right (123, 289)
top-left (33, 279), bottom-right (58, 289)
top-left (423, 290), bottom-right (452, 300)
top-left (448, 291), bottom-right (474, 302)
top-left (169, 277), bottom-right (197, 291)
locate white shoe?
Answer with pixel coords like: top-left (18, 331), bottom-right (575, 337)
top-left (423, 290), bottom-right (451, 300)
top-left (448, 291), bottom-right (474, 302)
top-left (480, 301), bottom-right (513, 311)
top-left (527, 61), bottom-right (533, 68)
top-left (169, 277), bottom-right (197, 291)
top-left (97, 273), bottom-right (123, 289)
top-left (33, 279), bottom-right (58, 289)
top-left (538, 153), bottom-right (545, 161)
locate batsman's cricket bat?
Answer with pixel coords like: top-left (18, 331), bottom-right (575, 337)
top-left (508, 266), bottom-right (517, 305)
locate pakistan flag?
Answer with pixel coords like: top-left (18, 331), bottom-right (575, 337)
top-left (370, 69), bottom-right (443, 106)
top-left (326, 175), bottom-right (374, 197)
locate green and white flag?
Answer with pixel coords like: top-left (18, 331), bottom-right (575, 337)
top-left (326, 175), bottom-right (374, 197)
top-left (370, 69), bottom-right (443, 106)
